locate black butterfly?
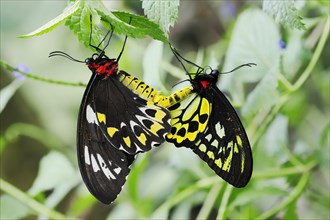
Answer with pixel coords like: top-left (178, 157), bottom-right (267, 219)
top-left (49, 30), bottom-right (171, 204)
top-left (166, 45), bottom-right (254, 187)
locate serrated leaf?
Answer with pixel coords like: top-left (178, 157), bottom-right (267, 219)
top-left (98, 10), bottom-right (168, 42)
top-left (19, 1), bottom-right (80, 38)
top-left (263, 0), bottom-right (306, 30)
top-left (141, 0), bottom-right (180, 34)
top-left (220, 8), bottom-right (280, 104)
top-left (65, 4), bottom-right (103, 49)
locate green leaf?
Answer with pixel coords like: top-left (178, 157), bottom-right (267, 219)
top-left (220, 8), bottom-right (281, 105)
top-left (28, 151), bottom-right (76, 195)
top-left (263, 0), bottom-right (306, 30)
top-left (98, 10), bottom-right (168, 42)
top-left (141, 0), bottom-right (180, 34)
top-left (19, 1), bottom-right (80, 38)
top-left (241, 68), bottom-right (280, 119)
top-left (65, 4), bottom-right (104, 49)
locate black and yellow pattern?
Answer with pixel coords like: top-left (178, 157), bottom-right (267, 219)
top-left (164, 47), bottom-right (253, 187)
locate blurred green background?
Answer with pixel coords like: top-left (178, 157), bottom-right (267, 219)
top-left (1, 1), bottom-right (329, 219)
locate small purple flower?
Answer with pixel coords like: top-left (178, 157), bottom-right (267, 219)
top-left (12, 64), bottom-right (28, 80)
top-left (278, 39), bottom-right (286, 50)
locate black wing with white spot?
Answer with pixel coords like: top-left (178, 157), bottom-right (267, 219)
top-left (77, 74), bottom-right (135, 204)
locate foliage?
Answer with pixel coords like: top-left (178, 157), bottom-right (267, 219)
top-left (1, 0), bottom-right (329, 219)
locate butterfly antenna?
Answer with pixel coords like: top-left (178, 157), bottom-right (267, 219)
top-left (117, 17), bottom-right (131, 62)
top-left (172, 79), bottom-right (190, 88)
top-left (221, 63), bottom-right (257, 74)
top-left (49, 51), bottom-right (85, 63)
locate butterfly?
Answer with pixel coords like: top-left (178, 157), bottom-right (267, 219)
top-left (165, 45), bottom-right (254, 187)
top-left (49, 29), bottom-right (171, 204)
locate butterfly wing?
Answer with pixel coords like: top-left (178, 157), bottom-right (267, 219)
top-left (166, 92), bottom-right (211, 147)
top-left (192, 87), bottom-right (252, 187)
top-left (92, 75), bottom-right (171, 155)
top-left (77, 74), bottom-right (135, 204)
top-left (166, 86), bottom-right (252, 187)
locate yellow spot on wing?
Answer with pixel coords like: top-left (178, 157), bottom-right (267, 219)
top-left (137, 133), bottom-right (147, 145)
top-left (215, 158), bottom-right (222, 168)
top-left (236, 135), bottom-right (242, 146)
top-left (207, 151), bottom-right (215, 160)
top-left (123, 136), bottom-right (131, 148)
top-left (199, 144), bottom-right (207, 152)
top-left (222, 141), bottom-right (233, 172)
top-left (107, 127), bottom-right (118, 137)
top-left (150, 121), bottom-right (163, 136)
top-left (155, 110), bottom-right (166, 121)
top-left (97, 113), bottom-right (106, 124)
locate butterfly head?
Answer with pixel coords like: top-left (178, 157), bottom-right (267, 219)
top-left (85, 53), bottom-right (118, 77)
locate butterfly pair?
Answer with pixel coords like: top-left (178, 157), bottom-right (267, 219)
top-left (50, 31), bottom-right (253, 204)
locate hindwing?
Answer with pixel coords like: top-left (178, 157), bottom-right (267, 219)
top-left (77, 74), bottom-right (135, 204)
top-left (92, 74), bottom-right (171, 155)
top-left (166, 93), bottom-right (211, 146)
top-left (192, 87), bottom-right (252, 187)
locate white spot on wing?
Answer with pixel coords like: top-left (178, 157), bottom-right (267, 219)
top-left (114, 167), bottom-right (122, 174)
top-left (97, 154), bottom-right (116, 180)
top-left (84, 145), bottom-right (91, 165)
top-left (91, 154), bottom-right (100, 172)
top-left (86, 105), bottom-right (98, 124)
top-left (215, 122), bottom-right (225, 138)
top-left (205, 134), bottom-right (212, 141)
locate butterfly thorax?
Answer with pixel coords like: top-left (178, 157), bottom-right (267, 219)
top-left (85, 56), bottom-right (118, 78)
top-left (192, 69), bottom-right (219, 92)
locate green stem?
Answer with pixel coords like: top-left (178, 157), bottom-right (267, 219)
top-left (256, 172), bottom-right (310, 220)
top-left (291, 16), bottom-right (330, 92)
top-left (0, 178), bottom-right (67, 219)
top-left (251, 15), bottom-right (329, 147)
top-left (0, 59), bottom-right (86, 87)
top-left (252, 160), bottom-right (317, 179)
top-left (216, 184), bottom-right (233, 220)
top-left (151, 178), bottom-right (219, 218)
top-left (196, 183), bottom-right (222, 220)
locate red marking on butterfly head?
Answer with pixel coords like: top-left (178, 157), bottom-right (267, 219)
top-left (86, 57), bottom-right (118, 78)
top-left (200, 80), bottom-right (210, 89)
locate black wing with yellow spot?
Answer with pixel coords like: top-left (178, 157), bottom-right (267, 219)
top-left (166, 93), bottom-right (210, 147)
top-left (191, 86), bottom-right (252, 187)
top-left (165, 47), bottom-right (253, 187)
top-left (92, 72), bottom-right (171, 155)
top-left (77, 73), bottom-right (135, 204)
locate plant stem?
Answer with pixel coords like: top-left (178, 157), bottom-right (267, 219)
top-left (216, 184), bottom-right (233, 220)
top-left (0, 178), bottom-right (67, 219)
top-left (250, 15), bottom-right (329, 148)
top-left (0, 59), bottom-right (86, 87)
top-left (196, 183), bottom-right (222, 220)
top-left (256, 172), bottom-right (310, 220)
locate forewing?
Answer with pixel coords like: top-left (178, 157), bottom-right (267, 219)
top-left (93, 76), bottom-right (171, 155)
top-left (77, 74), bottom-right (135, 204)
top-left (166, 93), bottom-right (211, 147)
top-left (192, 87), bottom-right (252, 187)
